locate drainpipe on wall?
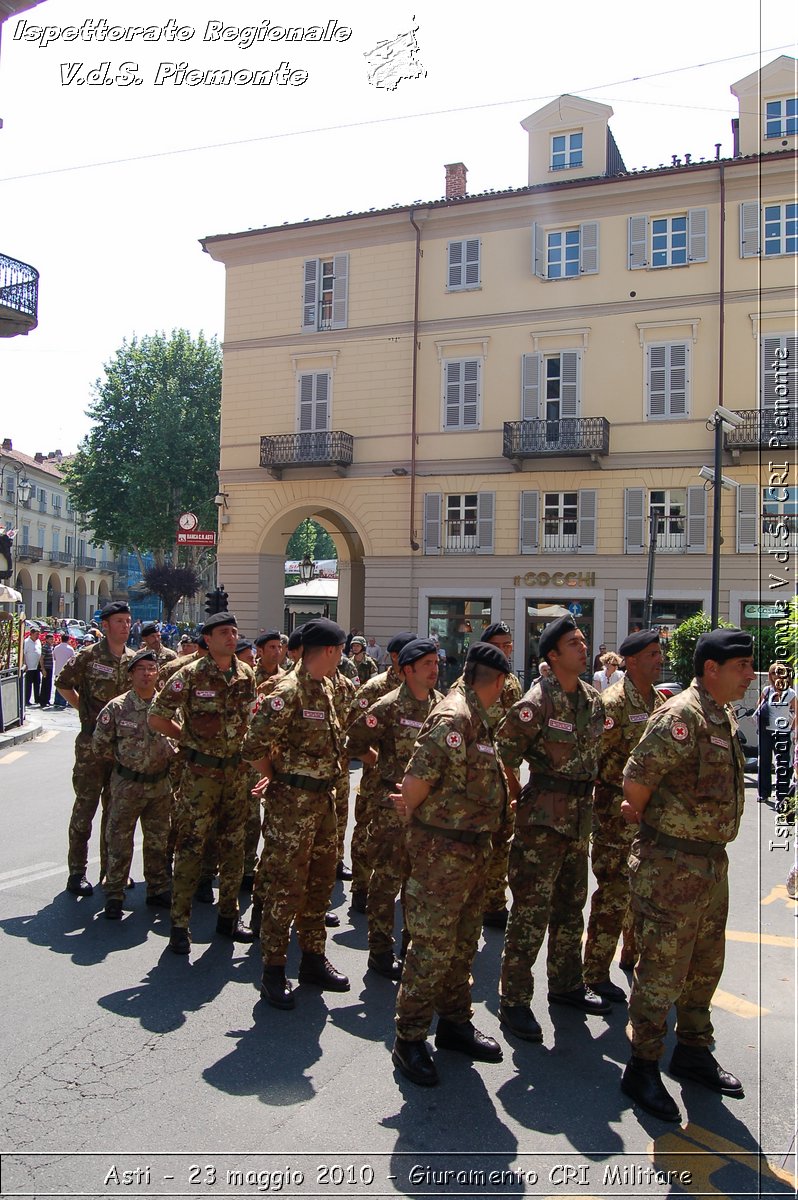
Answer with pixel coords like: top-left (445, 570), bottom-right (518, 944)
top-left (408, 209), bottom-right (422, 551)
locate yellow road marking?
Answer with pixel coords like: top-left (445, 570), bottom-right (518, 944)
top-left (761, 884), bottom-right (797, 909)
top-left (653, 1123), bottom-right (798, 1197)
top-left (36, 730), bottom-right (60, 743)
top-left (712, 988), bottom-right (768, 1018)
top-left (0, 750), bottom-right (27, 764)
top-left (727, 928), bottom-right (798, 948)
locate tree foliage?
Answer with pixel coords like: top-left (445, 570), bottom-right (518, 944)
top-left (286, 519), bottom-right (337, 562)
top-left (774, 596), bottom-right (798, 671)
top-left (63, 330), bottom-right (221, 564)
top-left (665, 611), bottom-right (734, 687)
top-left (143, 563), bottom-right (201, 620)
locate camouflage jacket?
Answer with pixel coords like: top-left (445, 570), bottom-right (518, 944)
top-left (149, 653), bottom-right (255, 759)
top-left (596, 676), bottom-right (665, 799)
top-left (623, 679), bottom-right (745, 845)
top-left (92, 688), bottom-right (177, 774)
top-left (159, 650), bottom-right (202, 686)
top-left (331, 668), bottom-right (358, 724)
top-left (255, 664), bottom-right (285, 698)
top-left (351, 653), bottom-right (379, 687)
top-left (55, 637), bottom-right (135, 735)
top-left (347, 682), bottom-right (442, 801)
top-left (243, 664), bottom-right (343, 780)
top-left (406, 684), bottom-right (508, 834)
top-left (346, 666), bottom-right (403, 798)
top-left (338, 654), bottom-right (358, 682)
top-left (450, 671), bottom-right (523, 732)
top-left (497, 675), bottom-right (604, 839)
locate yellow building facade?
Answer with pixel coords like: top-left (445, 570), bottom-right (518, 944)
top-left (203, 56), bottom-right (796, 680)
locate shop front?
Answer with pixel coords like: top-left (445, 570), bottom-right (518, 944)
top-left (511, 570), bottom-right (603, 688)
top-left (425, 594), bottom-right (494, 688)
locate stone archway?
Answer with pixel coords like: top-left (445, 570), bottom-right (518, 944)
top-left (46, 572), bottom-right (63, 619)
top-left (15, 567), bottom-right (33, 616)
top-left (74, 575), bottom-right (88, 622)
top-left (97, 579), bottom-right (111, 614)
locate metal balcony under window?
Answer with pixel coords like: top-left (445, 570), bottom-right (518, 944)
top-left (75, 555), bottom-right (97, 570)
top-left (650, 515), bottom-right (686, 552)
top-left (16, 545), bottom-right (42, 562)
top-left (443, 518), bottom-right (479, 554)
top-left (724, 408), bottom-right (797, 451)
top-left (99, 559), bottom-right (117, 572)
top-left (541, 516), bottom-right (579, 553)
top-left (48, 550), bottom-right (71, 566)
top-left (503, 417), bottom-right (610, 465)
top-left (763, 514), bottom-right (798, 552)
top-left (260, 431), bottom-right (354, 480)
top-left (0, 252), bottom-right (39, 338)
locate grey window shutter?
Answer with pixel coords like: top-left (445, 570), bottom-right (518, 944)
top-left (522, 353), bottom-right (541, 419)
top-left (686, 485), bottom-right (707, 553)
top-left (464, 238), bottom-right (481, 286)
top-left (447, 240), bottom-right (463, 289)
top-left (577, 489), bottom-right (597, 553)
top-left (519, 490), bottom-right (539, 553)
top-left (462, 360), bottom-right (480, 427)
top-left (560, 351), bottom-right (580, 418)
top-left (330, 254), bottom-right (349, 328)
top-left (580, 221), bottom-right (599, 274)
top-left (628, 215), bottom-right (648, 269)
top-left (298, 373), bottom-right (315, 431)
top-left (647, 344), bottom-right (667, 417)
top-left (301, 259), bottom-right (319, 330)
top-left (445, 360), bottom-right (462, 427)
top-left (737, 484), bottom-right (758, 552)
top-left (476, 492), bottom-right (495, 554)
top-left (531, 222), bottom-right (545, 278)
top-left (740, 202), bottom-right (760, 258)
top-left (687, 208), bottom-right (708, 262)
top-left (423, 493), bottom-right (442, 555)
top-left (624, 487), bottom-right (646, 554)
top-left (668, 342), bottom-right (689, 416)
top-left (762, 335), bottom-right (797, 408)
top-left (314, 372), bottom-right (329, 431)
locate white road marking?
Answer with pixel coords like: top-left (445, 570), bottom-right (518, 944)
top-left (0, 862), bottom-right (57, 883)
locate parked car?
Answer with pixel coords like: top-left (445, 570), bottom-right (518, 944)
top-left (657, 680), bottom-right (683, 699)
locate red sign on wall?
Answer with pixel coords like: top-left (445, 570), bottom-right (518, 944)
top-left (176, 531), bottom-right (216, 545)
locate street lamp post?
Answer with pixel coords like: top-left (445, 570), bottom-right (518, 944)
top-left (704, 406), bottom-right (745, 629)
top-left (299, 552), bottom-right (315, 584)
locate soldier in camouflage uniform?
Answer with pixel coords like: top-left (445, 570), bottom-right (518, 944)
top-left (92, 649), bottom-right (177, 918)
top-left (391, 641), bottom-right (511, 1087)
top-left (140, 621), bottom-right (178, 673)
top-left (330, 665), bottom-right (357, 885)
top-left (347, 632), bottom-right (417, 911)
top-left (450, 621), bottom-right (523, 929)
top-left (244, 630), bottom-right (285, 894)
top-left (349, 636), bottom-right (379, 687)
top-left (56, 601), bottom-right (135, 897)
top-left (148, 612), bottom-right (257, 954)
top-left (619, 628), bottom-right (754, 1124)
top-left (346, 638), bottom-right (442, 980)
top-left (244, 618), bottom-right (350, 1010)
top-left (496, 615), bottom-right (609, 1044)
top-left (254, 629), bottom-right (284, 693)
top-left (583, 630), bottom-right (665, 1002)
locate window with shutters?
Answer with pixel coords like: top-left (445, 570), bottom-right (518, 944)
top-left (445, 494), bottom-right (478, 552)
top-left (296, 372), bottom-right (331, 433)
top-left (301, 254), bottom-right (348, 331)
top-left (765, 97), bottom-right (797, 138)
top-left (443, 358), bottom-right (481, 430)
top-left (625, 486), bottom-right (704, 554)
top-left (547, 229), bottom-right (580, 278)
top-left (761, 334), bottom-right (797, 409)
top-left (628, 210), bottom-right (707, 268)
top-left (447, 239), bottom-right (481, 290)
top-left (521, 351), bottom-right (581, 430)
top-left (543, 492), bottom-right (578, 551)
top-left (551, 131), bottom-right (582, 170)
top-left (646, 342), bottom-right (690, 419)
top-left (762, 486), bottom-right (798, 551)
top-left (650, 489), bottom-right (686, 551)
top-left (38, 488), bottom-right (47, 512)
top-left (532, 223), bottom-right (599, 278)
top-left (764, 203), bottom-right (797, 256)
top-left (520, 488), bottom-right (597, 554)
top-left (424, 492), bottom-right (494, 554)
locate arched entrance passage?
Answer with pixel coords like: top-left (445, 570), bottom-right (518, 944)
top-left (46, 572), bottom-right (63, 619)
top-left (74, 574), bottom-right (88, 622)
top-left (15, 567), bottom-right (33, 616)
top-left (235, 501), bottom-right (369, 636)
top-left (97, 579), bottom-right (111, 614)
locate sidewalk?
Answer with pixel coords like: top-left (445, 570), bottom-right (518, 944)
top-left (0, 712), bottom-right (43, 751)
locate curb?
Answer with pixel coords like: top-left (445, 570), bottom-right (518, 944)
top-left (0, 717), bottom-right (43, 751)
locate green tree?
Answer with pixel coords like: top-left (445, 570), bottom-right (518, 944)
top-left (666, 611), bottom-right (734, 687)
top-left (774, 596), bottom-right (798, 670)
top-left (286, 519), bottom-right (337, 563)
top-left (143, 563), bottom-right (201, 620)
top-left (63, 330), bottom-right (221, 568)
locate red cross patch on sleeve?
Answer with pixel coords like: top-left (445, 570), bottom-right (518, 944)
top-left (445, 731), bottom-right (463, 749)
top-left (518, 706), bottom-right (534, 723)
top-left (670, 720), bottom-right (689, 742)
top-left (365, 714), bottom-right (378, 729)
top-left (270, 696), bottom-right (285, 712)
top-left (170, 679), bottom-right (184, 692)
top-left (603, 716), bottom-right (615, 731)
top-left (99, 711), bottom-right (111, 725)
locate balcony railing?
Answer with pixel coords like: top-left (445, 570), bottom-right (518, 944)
top-left (74, 555), bottom-right (97, 569)
top-left (724, 408), bottom-right (797, 450)
top-left (541, 517), bottom-right (579, 553)
top-left (99, 559), bottom-right (117, 572)
top-left (48, 551), bottom-right (71, 566)
top-left (650, 516), bottom-right (686, 552)
top-left (260, 431), bottom-right (354, 478)
top-left (16, 545), bottom-right (43, 562)
top-left (0, 253), bottom-right (39, 337)
top-left (443, 518), bottom-right (479, 554)
top-left (503, 417), bottom-right (610, 462)
top-left (763, 515), bottom-right (798, 552)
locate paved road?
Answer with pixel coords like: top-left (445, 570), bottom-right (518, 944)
top-left (0, 708), bottom-right (795, 1199)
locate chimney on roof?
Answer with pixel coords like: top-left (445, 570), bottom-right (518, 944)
top-left (34, 452), bottom-right (43, 463)
top-left (445, 162), bottom-right (468, 200)
top-left (1, 438), bottom-right (11, 451)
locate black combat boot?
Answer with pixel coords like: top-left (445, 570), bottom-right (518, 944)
top-left (367, 950), bottom-right (402, 981)
top-left (669, 1044), bottom-right (744, 1096)
top-left (260, 966), bottom-right (295, 1010)
top-left (169, 926), bottom-right (191, 955)
top-left (216, 915), bottom-right (257, 942)
top-left (392, 1037), bottom-right (438, 1086)
top-left (621, 1056), bottom-right (681, 1122)
top-left (498, 1002), bottom-right (543, 1042)
top-left (103, 898), bottom-right (123, 920)
top-left (298, 952), bottom-right (350, 991)
top-left (66, 873), bottom-right (93, 897)
top-left (435, 1019), bottom-right (503, 1062)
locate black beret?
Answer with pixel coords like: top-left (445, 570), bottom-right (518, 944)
top-left (301, 618), bottom-right (346, 648)
top-left (538, 615), bottom-right (578, 660)
top-left (140, 622), bottom-right (159, 638)
top-left (483, 621), bottom-right (512, 642)
top-left (201, 612), bottom-right (237, 634)
top-left (619, 629), bottom-right (660, 658)
top-left (694, 628), bottom-right (753, 673)
top-left (466, 641), bottom-right (511, 674)
top-left (398, 637), bottom-right (438, 667)
top-left (287, 628), bottom-right (304, 651)
top-left (235, 639), bottom-right (254, 655)
top-left (127, 648), bottom-right (158, 671)
top-left (100, 602), bottom-right (130, 619)
top-left (387, 631), bottom-right (417, 654)
top-left (254, 629), bottom-right (281, 647)
top-left (196, 635), bottom-right (207, 650)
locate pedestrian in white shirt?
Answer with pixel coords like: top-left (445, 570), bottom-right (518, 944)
top-left (52, 633), bottom-right (76, 709)
top-left (23, 628), bottom-right (43, 705)
top-left (592, 651), bottom-right (624, 692)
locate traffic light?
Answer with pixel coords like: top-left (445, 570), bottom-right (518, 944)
top-left (204, 586), bottom-right (229, 617)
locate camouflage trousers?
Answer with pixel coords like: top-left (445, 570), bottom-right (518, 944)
top-left (67, 733), bottom-right (114, 877)
top-left (170, 762), bottom-right (248, 928)
top-left (104, 775), bottom-right (172, 901)
top-left (583, 796), bottom-right (636, 984)
top-left (500, 824), bottom-right (589, 1004)
top-left (165, 755), bottom-right (184, 867)
top-left (350, 779), bottom-right (377, 893)
top-left (483, 804), bottom-right (515, 913)
top-left (367, 798), bottom-right (409, 953)
top-left (627, 841), bottom-right (729, 1061)
top-left (395, 826), bottom-right (491, 1042)
top-left (334, 765), bottom-right (350, 865)
top-left (258, 783), bottom-right (338, 963)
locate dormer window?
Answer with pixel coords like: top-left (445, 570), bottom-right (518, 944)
top-left (551, 131), bottom-right (582, 171)
top-left (765, 97), bottom-right (797, 139)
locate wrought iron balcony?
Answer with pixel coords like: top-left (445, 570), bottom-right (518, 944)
top-left (16, 545), bottom-right (42, 562)
top-left (649, 516), bottom-right (686, 552)
top-left (74, 555), bottom-right (97, 570)
top-left (260, 431), bottom-right (354, 479)
top-left (503, 417), bottom-right (610, 464)
top-left (99, 559), bottom-right (118, 573)
top-left (0, 253), bottom-right (39, 338)
top-left (48, 551), bottom-right (71, 566)
top-left (443, 518), bottom-right (479, 554)
top-left (723, 408), bottom-right (797, 451)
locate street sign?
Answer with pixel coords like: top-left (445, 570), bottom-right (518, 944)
top-left (176, 530), bottom-right (216, 545)
top-left (744, 603), bottom-right (783, 619)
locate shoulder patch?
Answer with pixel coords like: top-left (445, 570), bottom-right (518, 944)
top-left (603, 716), bottom-right (615, 731)
top-left (170, 679), bottom-right (184, 692)
top-left (99, 711), bottom-right (111, 725)
top-left (518, 706), bottom-right (534, 723)
top-left (670, 720), bottom-right (689, 742)
top-left (270, 696), bottom-right (285, 712)
top-left (445, 731), bottom-right (463, 749)
top-left (365, 714), bottom-right (378, 729)
top-left (358, 697), bottom-right (369, 708)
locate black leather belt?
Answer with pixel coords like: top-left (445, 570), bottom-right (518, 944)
top-left (529, 772), bottom-right (594, 797)
top-left (273, 771), bottom-right (331, 793)
top-left (639, 822), bottom-right (726, 859)
top-left (412, 819), bottom-right (492, 846)
top-left (114, 763), bottom-right (170, 784)
top-left (184, 747), bottom-right (242, 769)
